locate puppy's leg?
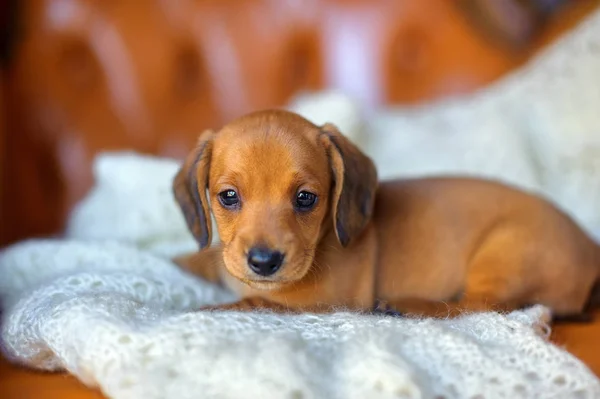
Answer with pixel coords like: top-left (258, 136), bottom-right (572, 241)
top-left (199, 298), bottom-right (342, 314)
top-left (199, 297), bottom-right (300, 313)
top-left (386, 226), bottom-right (530, 318)
top-left (381, 296), bottom-right (517, 319)
top-left (172, 246), bottom-right (224, 284)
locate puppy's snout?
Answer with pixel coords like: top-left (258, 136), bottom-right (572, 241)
top-left (247, 247), bottom-right (284, 277)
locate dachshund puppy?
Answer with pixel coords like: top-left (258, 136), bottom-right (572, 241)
top-left (173, 109), bottom-right (600, 319)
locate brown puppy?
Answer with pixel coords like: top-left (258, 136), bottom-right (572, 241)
top-left (173, 109), bottom-right (600, 319)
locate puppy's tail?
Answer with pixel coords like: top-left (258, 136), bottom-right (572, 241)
top-left (552, 281), bottom-right (600, 324)
top-left (586, 279), bottom-right (600, 310)
top-left (580, 244), bottom-right (600, 316)
top-left (555, 245), bottom-right (600, 323)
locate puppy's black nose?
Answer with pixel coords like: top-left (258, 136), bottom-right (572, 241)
top-left (247, 247), bottom-right (284, 276)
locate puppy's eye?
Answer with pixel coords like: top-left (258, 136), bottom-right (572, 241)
top-left (295, 191), bottom-right (317, 211)
top-left (218, 190), bottom-right (240, 208)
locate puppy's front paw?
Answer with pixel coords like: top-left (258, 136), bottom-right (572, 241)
top-left (372, 300), bottom-right (404, 318)
top-left (199, 297), bottom-right (295, 313)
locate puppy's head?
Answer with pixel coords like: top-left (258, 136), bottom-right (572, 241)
top-left (174, 110), bottom-right (377, 290)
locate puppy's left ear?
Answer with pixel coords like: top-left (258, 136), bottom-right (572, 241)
top-left (173, 129), bottom-right (215, 250)
top-left (320, 123), bottom-right (378, 247)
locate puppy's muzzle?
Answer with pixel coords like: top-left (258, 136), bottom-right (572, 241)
top-left (247, 247), bottom-right (284, 277)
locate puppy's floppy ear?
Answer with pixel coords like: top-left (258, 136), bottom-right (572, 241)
top-left (173, 129), bottom-right (215, 250)
top-left (320, 123), bottom-right (378, 247)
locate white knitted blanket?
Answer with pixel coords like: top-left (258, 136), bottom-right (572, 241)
top-left (0, 152), bottom-right (599, 399)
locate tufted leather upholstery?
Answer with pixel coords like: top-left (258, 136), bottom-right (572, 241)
top-left (1, 0), bottom-right (598, 245)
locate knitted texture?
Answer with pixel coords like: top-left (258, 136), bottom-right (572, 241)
top-left (2, 153), bottom-right (600, 399)
top-left (65, 152), bottom-right (203, 257)
top-left (2, 240), bottom-right (600, 399)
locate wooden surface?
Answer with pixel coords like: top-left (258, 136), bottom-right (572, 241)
top-left (1, 312), bottom-right (600, 399)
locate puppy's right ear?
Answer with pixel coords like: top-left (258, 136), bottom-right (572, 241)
top-left (173, 130), bottom-right (215, 250)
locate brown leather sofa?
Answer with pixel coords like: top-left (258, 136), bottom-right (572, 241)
top-left (1, 0), bottom-right (598, 247)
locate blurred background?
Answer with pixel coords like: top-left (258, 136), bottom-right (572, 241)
top-left (0, 0), bottom-right (599, 247)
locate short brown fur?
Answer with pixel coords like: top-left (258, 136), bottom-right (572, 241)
top-left (173, 109), bottom-right (600, 319)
